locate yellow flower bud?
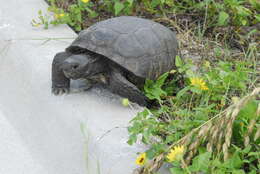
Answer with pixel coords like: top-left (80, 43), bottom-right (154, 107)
top-left (81, 0), bottom-right (90, 3)
top-left (122, 98), bottom-right (130, 107)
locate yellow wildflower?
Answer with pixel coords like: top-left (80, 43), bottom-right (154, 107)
top-left (190, 77), bottom-right (209, 91)
top-left (135, 153), bottom-right (146, 166)
top-left (81, 0), bottom-right (90, 3)
top-left (166, 145), bottom-right (184, 162)
top-left (59, 13), bottom-right (65, 17)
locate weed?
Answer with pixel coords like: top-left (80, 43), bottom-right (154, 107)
top-left (128, 56), bottom-right (259, 173)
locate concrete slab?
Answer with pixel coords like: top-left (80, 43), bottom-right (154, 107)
top-left (0, 110), bottom-right (47, 174)
top-left (0, 0), bottom-right (155, 174)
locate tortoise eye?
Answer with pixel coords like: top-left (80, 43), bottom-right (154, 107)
top-left (72, 64), bottom-right (79, 69)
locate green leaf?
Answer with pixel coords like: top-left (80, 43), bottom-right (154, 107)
top-left (114, 2), bottom-right (124, 16)
top-left (142, 129), bottom-right (151, 144)
top-left (218, 11), bottom-right (229, 26)
top-left (86, 7), bottom-right (98, 18)
top-left (151, 0), bottom-right (161, 8)
top-left (237, 100), bottom-right (259, 120)
top-left (232, 170), bottom-right (245, 174)
top-left (248, 152), bottom-right (260, 156)
top-left (176, 86), bottom-right (190, 99)
top-left (249, 0), bottom-right (260, 10)
top-left (211, 157), bottom-right (222, 168)
top-left (248, 171), bottom-right (257, 174)
top-left (189, 152), bottom-right (211, 172)
top-left (223, 151), bottom-right (243, 169)
top-left (127, 0), bottom-right (134, 6)
top-left (146, 144), bottom-right (166, 159)
top-left (156, 72), bottom-right (169, 88)
top-left (242, 145), bottom-right (251, 154)
top-left (175, 55), bottom-right (183, 67)
top-left (146, 87), bottom-right (166, 100)
top-left (236, 6), bottom-right (251, 17)
top-left (144, 72), bottom-right (169, 100)
top-left (255, 14), bottom-right (260, 22)
top-left (190, 86), bottom-right (202, 94)
top-left (170, 167), bottom-right (185, 174)
top-left (127, 134), bottom-right (137, 145)
top-left (75, 25), bottom-right (82, 31)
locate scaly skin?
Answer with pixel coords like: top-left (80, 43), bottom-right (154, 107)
top-left (52, 52), bottom-right (71, 95)
top-left (107, 69), bottom-right (150, 107)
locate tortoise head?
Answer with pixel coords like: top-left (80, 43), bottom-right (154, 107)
top-left (61, 54), bottom-right (105, 80)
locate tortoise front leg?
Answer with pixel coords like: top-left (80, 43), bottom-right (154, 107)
top-left (52, 52), bottom-right (71, 95)
top-left (107, 70), bottom-right (150, 107)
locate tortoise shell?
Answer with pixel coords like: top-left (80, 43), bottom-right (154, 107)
top-left (66, 16), bottom-right (178, 80)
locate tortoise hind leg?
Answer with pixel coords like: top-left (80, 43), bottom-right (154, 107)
top-left (107, 70), bottom-right (150, 107)
top-left (52, 52), bottom-right (71, 95)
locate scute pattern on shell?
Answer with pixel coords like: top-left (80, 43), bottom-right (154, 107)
top-left (66, 16), bottom-right (178, 80)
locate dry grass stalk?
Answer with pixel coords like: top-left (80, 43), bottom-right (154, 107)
top-left (254, 126), bottom-right (260, 142)
top-left (253, 103), bottom-right (260, 142)
top-left (216, 131), bottom-right (224, 153)
top-left (244, 119), bottom-right (257, 146)
top-left (133, 87), bottom-right (260, 174)
top-left (223, 112), bottom-right (234, 160)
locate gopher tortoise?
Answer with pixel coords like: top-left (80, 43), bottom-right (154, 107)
top-left (52, 16), bottom-right (178, 107)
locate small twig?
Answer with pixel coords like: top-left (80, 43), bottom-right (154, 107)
top-left (97, 126), bottom-right (127, 141)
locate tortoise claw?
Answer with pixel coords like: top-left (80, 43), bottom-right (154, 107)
top-left (52, 87), bottom-right (70, 95)
top-left (64, 88), bottom-right (70, 94)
